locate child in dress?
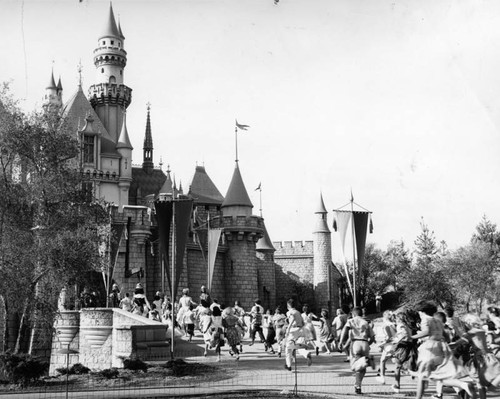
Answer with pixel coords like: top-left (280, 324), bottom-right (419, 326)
top-left (272, 306), bottom-right (287, 358)
top-left (452, 313), bottom-right (500, 399)
top-left (389, 311), bottom-right (415, 393)
top-left (184, 304), bottom-right (195, 342)
top-left (317, 309), bottom-right (333, 355)
top-left (148, 303), bottom-right (161, 321)
top-left (376, 310), bottom-right (397, 384)
top-left (301, 304), bottom-right (319, 354)
top-left (263, 309), bottom-right (276, 354)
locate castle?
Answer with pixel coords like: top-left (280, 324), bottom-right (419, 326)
top-left (43, 4), bottom-right (343, 315)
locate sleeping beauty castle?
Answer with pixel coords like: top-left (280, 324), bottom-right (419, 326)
top-left (42, 4), bottom-right (345, 317)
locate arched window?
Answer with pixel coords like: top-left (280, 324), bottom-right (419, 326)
top-left (101, 68), bottom-right (104, 73)
top-left (109, 76), bottom-right (116, 84)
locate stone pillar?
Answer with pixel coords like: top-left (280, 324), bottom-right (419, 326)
top-left (49, 311), bottom-right (80, 375)
top-left (79, 308), bottom-right (113, 370)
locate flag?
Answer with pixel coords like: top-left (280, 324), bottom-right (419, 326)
top-left (207, 228), bottom-right (222, 291)
top-left (255, 182), bottom-right (261, 191)
top-left (235, 119), bottom-right (250, 130)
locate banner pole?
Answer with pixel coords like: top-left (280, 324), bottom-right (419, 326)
top-left (350, 196), bottom-right (357, 307)
top-left (171, 198), bottom-right (176, 360)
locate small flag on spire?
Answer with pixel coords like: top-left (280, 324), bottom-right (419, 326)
top-left (235, 120), bottom-right (250, 130)
top-left (369, 215), bottom-right (374, 234)
top-left (255, 182), bottom-right (261, 191)
top-left (333, 217), bottom-right (338, 232)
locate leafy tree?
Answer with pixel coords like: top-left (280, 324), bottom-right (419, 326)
top-left (443, 241), bottom-right (497, 313)
top-left (384, 240), bottom-right (411, 292)
top-left (402, 220), bottom-right (454, 307)
top-left (0, 86), bottom-right (107, 353)
top-left (360, 243), bottom-right (389, 305)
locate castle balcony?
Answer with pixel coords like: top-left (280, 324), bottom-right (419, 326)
top-left (211, 215), bottom-right (264, 241)
top-left (88, 83), bottom-right (132, 108)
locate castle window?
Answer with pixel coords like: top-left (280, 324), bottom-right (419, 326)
top-left (109, 76), bottom-right (116, 84)
top-left (111, 40), bottom-right (114, 45)
top-left (83, 135), bottom-right (95, 164)
top-left (120, 70), bottom-right (123, 76)
top-left (101, 68), bottom-right (104, 73)
top-left (118, 42), bottom-right (121, 47)
top-left (102, 41), bottom-right (105, 45)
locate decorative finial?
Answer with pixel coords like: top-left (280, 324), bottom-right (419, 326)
top-left (167, 164), bottom-right (171, 173)
top-left (159, 157), bottom-right (163, 170)
top-left (77, 59), bottom-right (83, 87)
top-left (146, 102), bottom-right (151, 111)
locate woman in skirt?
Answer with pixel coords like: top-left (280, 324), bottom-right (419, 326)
top-left (223, 306), bottom-right (244, 360)
top-left (412, 301), bottom-right (473, 399)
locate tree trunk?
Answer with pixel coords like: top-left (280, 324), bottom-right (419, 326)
top-left (14, 297), bottom-right (30, 354)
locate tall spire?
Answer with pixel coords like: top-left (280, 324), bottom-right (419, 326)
top-left (314, 192), bottom-right (330, 233)
top-left (46, 68), bottom-right (56, 89)
top-left (100, 3), bottom-right (121, 40)
top-left (116, 111), bottom-right (133, 149)
top-left (142, 103), bottom-right (154, 172)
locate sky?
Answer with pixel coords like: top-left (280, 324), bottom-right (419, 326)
top-left (2, 0), bottom-right (500, 260)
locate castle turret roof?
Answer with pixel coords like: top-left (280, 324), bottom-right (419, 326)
top-left (221, 163), bottom-right (253, 209)
top-left (315, 192), bottom-right (327, 214)
top-left (99, 3), bottom-right (121, 40)
top-left (116, 111), bottom-right (133, 150)
top-left (46, 70), bottom-right (57, 89)
top-left (188, 165), bottom-right (224, 205)
top-left (57, 76), bottom-right (63, 90)
top-left (158, 168), bottom-right (177, 196)
top-left (62, 86), bottom-right (118, 155)
top-left (256, 220), bottom-right (275, 252)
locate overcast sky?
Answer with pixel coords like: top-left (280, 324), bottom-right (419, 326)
top-left (2, 0), bottom-right (500, 259)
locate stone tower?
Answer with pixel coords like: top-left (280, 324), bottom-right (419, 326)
top-left (142, 104), bottom-right (154, 173)
top-left (313, 192), bottom-right (332, 313)
top-left (256, 221), bottom-right (276, 311)
top-left (88, 3), bottom-right (131, 143)
top-left (218, 163), bottom-right (264, 309)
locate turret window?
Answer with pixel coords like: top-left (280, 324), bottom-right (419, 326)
top-left (83, 135), bottom-right (95, 164)
top-left (111, 40), bottom-right (114, 45)
top-left (102, 41), bottom-right (105, 45)
top-left (109, 76), bottom-right (116, 84)
top-left (101, 68), bottom-right (104, 73)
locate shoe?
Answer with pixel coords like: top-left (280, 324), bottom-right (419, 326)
top-left (355, 387), bottom-right (362, 395)
top-left (316, 347), bottom-right (319, 356)
top-left (270, 349), bottom-right (275, 354)
top-left (284, 364), bottom-right (292, 371)
top-left (431, 395), bottom-right (443, 399)
top-left (229, 351), bottom-right (234, 357)
top-left (203, 351), bottom-right (207, 357)
top-left (235, 355), bottom-right (240, 361)
top-left (344, 358), bottom-right (350, 362)
top-left (249, 342), bottom-right (254, 346)
top-left (307, 353), bottom-right (312, 367)
top-left (240, 345), bottom-right (243, 353)
top-left (278, 352), bottom-right (281, 358)
top-left (376, 376), bottom-right (385, 384)
top-left (391, 385), bottom-right (400, 394)
top-left (264, 345), bottom-right (268, 352)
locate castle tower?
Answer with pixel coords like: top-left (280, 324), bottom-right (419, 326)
top-left (116, 111), bottom-right (133, 206)
top-left (218, 163), bottom-right (264, 309)
top-left (256, 221), bottom-right (276, 310)
top-left (142, 104), bottom-right (154, 173)
top-left (43, 69), bottom-right (63, 111)
top-left (88, 3), bottom-right (132, 143)
top-left (313, 192), bottom-right (332, 313)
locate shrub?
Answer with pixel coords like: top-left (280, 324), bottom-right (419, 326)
top-left (122, 358), bottom-right (148, 372)
top-left (56, 363), bottom-right (90, 375)
top-left (94, 368), bottom-right (119, 379)
top-left (0, 351), bottom-right (48, 386)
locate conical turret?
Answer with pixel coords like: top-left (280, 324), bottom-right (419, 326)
top-left (43, 68), bottom-right (62, 111)
top-left (313, 192), bottom-right (332, 313)
top-left (221, 163), bottom-right (253, 217)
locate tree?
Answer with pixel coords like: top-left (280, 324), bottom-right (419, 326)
top-left (0, 86), bottom-right (107, 353)
top-left (360, 243), bottom-right (390, 306)
top-left (402, 220), bottom-right (454, 307)
top-left (443, 241), bottom-right (497, 313)
top-left (384, 240), bottom-right (411, 292)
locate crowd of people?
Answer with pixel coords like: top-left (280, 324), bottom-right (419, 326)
top-left (104, 283), bottom-right (500, 398)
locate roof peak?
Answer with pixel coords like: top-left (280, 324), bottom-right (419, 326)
top-left (99, 3), bottom-right (122, 40)
top-left (46, 69), bottom-right (56, 89)
top-left (116, 111), bottom-right (133, 150)
top-left (221, 162), bottom-right (253, 209)
top-left (315, 192), bottom-right (328, 214)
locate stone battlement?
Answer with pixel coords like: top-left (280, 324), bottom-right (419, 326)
top-left (273, 240), bottom-right (314, 256)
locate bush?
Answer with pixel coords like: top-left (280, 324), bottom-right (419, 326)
top-left (0, 351), bottom-right (48, 386)
top-left (122, 358), bottom-right (148, 372)
top-left (94, 368), bottom-right (119, 379)
top-left (56, 363), bottom-right (90, 376)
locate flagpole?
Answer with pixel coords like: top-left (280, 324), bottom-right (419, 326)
top-left (207, 214), bottom-right (210, 290)
top-left (259, 186), bottom-right (262, 217)
top-left (171, 197), bottom-right (176, 360)
top-left (235, 125), bottom-right (238, 163)
top-left (350, 192), bottom-right (357, 307)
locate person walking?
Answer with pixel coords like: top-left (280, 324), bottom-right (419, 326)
top-left (376, 310), bottom-right (397, 384)
top-left (223, 306), bottom-right (244, 361)
top-left (263, 309), bottom-right (276, 354)
top-left (119, 292), bottom-right (132, 312)
top-left (317, 309), bottom-right (333, 355)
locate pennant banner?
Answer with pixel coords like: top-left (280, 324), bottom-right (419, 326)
top-left (353, 211), bottom-right (369, 288)
top-left (109, 223), bottom-right (126, 285)
top-left (173, 199), bottom-right (194, 299)
top-left (207, 228), bottom-right (222, 292)
top-left (155, 201), bottom-right (173, 292)
top-left (335, 211), bottom-right (353, 297)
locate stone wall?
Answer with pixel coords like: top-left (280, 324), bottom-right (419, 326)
top-left (256, 252), bottom-right (276, 311)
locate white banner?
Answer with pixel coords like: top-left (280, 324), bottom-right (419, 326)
top-left (207, 228), bottom-right (222, 291)
top-left (335, 211), bottom-right (353, 297)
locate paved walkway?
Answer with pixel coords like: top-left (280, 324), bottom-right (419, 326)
top-left (2, 324), bottom-right (500, 398)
